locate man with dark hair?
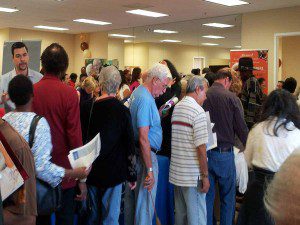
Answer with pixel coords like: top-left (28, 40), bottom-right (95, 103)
top-left (203, 68), bottom-right (248, 225)
top-left (202, 67), bottom-right (211, 75)
top-left (239, 57), bottom-right (263, 129)
top-left (191, 68), bottom-right (201, 76)
top-left (283, 77), bottom-right (297, 94)
top-left (32, 43), bottom-right (85, 225)
top-left (0, 42), bottom-right (43, 112)
top-left (69, 73), bottom-right (77, 88)
top-left (276, 80), bottom-right (284, 90)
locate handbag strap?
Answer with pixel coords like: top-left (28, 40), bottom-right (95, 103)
top-left (28, 115), bottom-right (43, 149)
top-left (0, 127), bottom-right (29, 180)
top-left (85, 99), bottom-right (95, 143)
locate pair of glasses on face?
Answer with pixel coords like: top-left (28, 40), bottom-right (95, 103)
top-left (155, 77), bottom-right (168, 89)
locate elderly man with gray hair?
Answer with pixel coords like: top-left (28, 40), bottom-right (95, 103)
top-left (79, 66), bottom-right (137, 225)
top-left (124, 63), bottom-right (172, 225)
top-left (169, 76), bottom-right (210, 225)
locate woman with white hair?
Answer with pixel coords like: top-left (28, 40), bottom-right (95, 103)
top-left (79, 66), bottom-right (137, 225)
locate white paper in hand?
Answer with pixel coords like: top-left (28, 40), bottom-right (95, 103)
top-left (68, 133), bottom-right (101, 169)
top-left (234, 147), bottom-right (248, 194)
top-left (206, 111), bottom-right (217, 151)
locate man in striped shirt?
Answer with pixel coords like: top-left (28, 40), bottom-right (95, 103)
top-left (169, 76), bottom-right (209, 225)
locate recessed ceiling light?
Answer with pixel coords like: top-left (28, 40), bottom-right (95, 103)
top-left (203, 23), bottom-right (234, 28)
top-left (34, 25), bottom-right (69, 31)
top-left (205, 0), bottom-right (249, 6)
top-left (202, 43), bottom-right (219, 46)
top-left (202, 35), bottom-right (225, 39)
top-left (0, 7), bottom-right (19, 13)
top-left (234, 45), bottom-right (242, 48)
top-left (126, 9), bottom-right (168, 18)
top-left (73, 19), bottom-right (111, 26)
top-left (153, 29), bottom-right (178, 34)
top-left (109, 34), bottom-right (135, 38)
top-left (161, 40), bottom-right (181, 43)
top-left (124, 40), bottom-right (133, 43)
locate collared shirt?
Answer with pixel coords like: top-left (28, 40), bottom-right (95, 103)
top-left (32, 74), bottom-right (82, 189)
top-left (129, 85), bottom-right (162, 150)
top-left (3, 112), bottom-right (65, 187)
top-left (244, 118), bottom-right (300, 172)
top-left (203, 82), bottom-right (248, 149)
top-left (0, 68), bottom-right (43, 110)
top-left (169, 96), bottom-right (208, 187)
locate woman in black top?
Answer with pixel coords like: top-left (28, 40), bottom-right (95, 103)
top-left (79, 66), bottom-right (137, 225)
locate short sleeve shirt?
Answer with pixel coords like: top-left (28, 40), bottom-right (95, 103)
top-left (129, 85), bottom-right (162, 150)
top-left (169, 96), bottom-right (208, 187)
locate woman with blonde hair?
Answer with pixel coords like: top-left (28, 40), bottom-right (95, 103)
top-left (77, 76), bottom-right (96, 105)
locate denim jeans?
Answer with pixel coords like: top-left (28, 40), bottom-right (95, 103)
top-left (174, 183), bottom-right (207, 225)
top-left (124, 152), bottom-right (158, 225)
top-left (78, 184), bottom-right (122, 225)
top-left (206, 150), bottom-right (236, 225)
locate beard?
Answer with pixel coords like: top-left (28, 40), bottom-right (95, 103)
top-left (18, 63), bottom-right (28, 71)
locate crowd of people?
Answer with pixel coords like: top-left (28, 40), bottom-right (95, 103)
top-left (0, 41), bottom-right (299, 225)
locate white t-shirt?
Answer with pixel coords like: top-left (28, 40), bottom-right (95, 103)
top-left (119, 84), bottom-right (130, 100)
top-left (169, 96), bottom-right (208, 187)
top-left (245, 117), bottom-right (300, 172)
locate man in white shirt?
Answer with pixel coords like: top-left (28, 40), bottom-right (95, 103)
top-left (0, 42), bottom-right (43, 112)
top-left (169, 76), bottom-right (210, 225)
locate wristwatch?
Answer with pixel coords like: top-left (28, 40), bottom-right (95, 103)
top-left (147, 167), bottom-right (153, 173)
top-left (200, 173), bottom-right (208, 179)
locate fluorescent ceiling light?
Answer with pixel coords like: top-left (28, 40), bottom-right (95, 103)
top-left (234, 45), bottom-right (242, 48)
top-left (202, 35), bottom-right (225, 39)
top-left (154, 29), bottom-right (178, 34)
top-left (202, 43), bottom-right (219, 46)
top-left (34, 25), bottom-right (69, 31)
top-left (109, 34), bottom-right (135, 38)
top-left (124, 40), bottom-right (133, 43)
top-left (205, 0), bottom-right (249, 6)
top-left (0, 7), bottom-right (19, 13)
top-left (203, 23), bottom-right (234, 28)
top-left (126, 9), bottom-right (168, 18)
top-left (161, 40), bottom-right (181, 43)
top-left (73, 19), bottom-right (111, 25)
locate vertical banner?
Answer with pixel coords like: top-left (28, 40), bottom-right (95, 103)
top-left (230, 49), bottom-right (268, 94)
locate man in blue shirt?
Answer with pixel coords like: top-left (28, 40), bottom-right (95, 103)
top-left (125, 63), bottom-right (172, 225)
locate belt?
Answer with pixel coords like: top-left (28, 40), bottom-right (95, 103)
top-left (210, 147), bottom-right (233, 153)
top-left (135, 143), bottom-right (158, 154)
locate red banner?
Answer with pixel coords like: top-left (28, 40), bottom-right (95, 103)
top-left (230, 50), bottom-right (268, 94)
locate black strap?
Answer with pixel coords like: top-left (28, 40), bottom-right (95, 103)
top-left (0, 127), bottom-right (29, 180)
top-left (85, 99), bottom-right (95, 144)
top-left (28, 115), bottom-right (43, 149)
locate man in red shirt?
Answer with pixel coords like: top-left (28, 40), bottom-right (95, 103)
top-left (33, 43), bottom-right (86, 225)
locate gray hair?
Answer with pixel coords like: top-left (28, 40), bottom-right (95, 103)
top-left (145, 63), bottom-right (172, 82)
top-left (99, 66), bottom-right (121, 94)
top-left (264, 151), bottom-right (300, 224)
top-left (186, 76), bottom-right (208, 94)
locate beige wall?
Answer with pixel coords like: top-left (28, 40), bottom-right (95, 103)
top-left (9, 28), bottom-right (75, 74)
top-left (0, 28), bottom-right (10, 75)
top-left (282, 36), bottom-right (300, 84)
top-left (242, 6), bottom-right (300, 92)
top-left (123, 42), bottom-right (230, 74)
top-left (124, 43), bottom-right (149, 71)
top-left (108, 38), bottom-right (124, 69)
